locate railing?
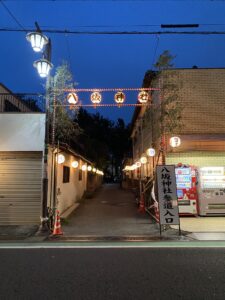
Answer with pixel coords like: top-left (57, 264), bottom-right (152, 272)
top-left (0, 93), bottom-right (46, 113)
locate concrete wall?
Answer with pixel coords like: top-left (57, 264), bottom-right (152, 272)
top-left (0, 114), bottom-right (45, 151)
top-left (48, 148), bottom-right (103, 215)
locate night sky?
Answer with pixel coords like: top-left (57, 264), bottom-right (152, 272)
top-left (1, 0), bottom-right (225, 123)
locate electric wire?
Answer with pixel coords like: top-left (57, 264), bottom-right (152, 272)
top-left (0, 1), bottom-right (27, 32)
top-left (1, 27), bottom-right (225, 35)
top-left (151, 34), bottom-right (160, 68)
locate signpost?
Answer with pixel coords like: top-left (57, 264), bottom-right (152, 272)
top-left (156, 165), bottom-right (181, 235)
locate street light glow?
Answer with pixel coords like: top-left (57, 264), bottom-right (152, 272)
top-left (26, 31), bottom-right (48, 52)
top-left (33, 59), bottom-right (53, 78)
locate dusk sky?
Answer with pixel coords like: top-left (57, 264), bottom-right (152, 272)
top-left (1, 0), bottom-right (225, 123)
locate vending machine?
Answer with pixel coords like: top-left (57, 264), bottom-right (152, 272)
top-left (197, 166), bottom-right (225, 216)
top-left (175, 164), bottom-right (198, 216)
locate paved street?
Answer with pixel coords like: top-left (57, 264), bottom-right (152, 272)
top-left (0, 245), bottom-right (225, 299)
top-left (63, 184), bottom-right (158, 236)
top-left (62, 184), bottom-right (160, 237)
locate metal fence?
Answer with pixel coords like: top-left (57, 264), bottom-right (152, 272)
top-left (0, 93), bottom-right (46, 113)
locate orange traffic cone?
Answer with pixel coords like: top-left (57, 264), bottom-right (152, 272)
top-left (52, 210), bottom-right (63, 236)
top-left (138, 194), bottom-right (145, 213)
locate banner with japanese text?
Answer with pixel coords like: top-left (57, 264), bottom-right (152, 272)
top-left (156, 165), bottom-right (180, 225)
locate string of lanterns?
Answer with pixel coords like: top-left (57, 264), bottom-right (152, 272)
top-left (123, 137), bottom-right (181, 172)
top-left (56, 155), bottom-right (104, 175)
top-left (67, 90), bottom-right (151, 106)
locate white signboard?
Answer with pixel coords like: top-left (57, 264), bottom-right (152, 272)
top-left (156, 165), bottom-right (180, 225)
top-left (0, 113), bottom-right (45, 151)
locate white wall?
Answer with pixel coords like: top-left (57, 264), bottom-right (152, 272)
top-left (48, 149), bottom-right (88, 215)
top-left (0, 114), bottom-right (45, 151)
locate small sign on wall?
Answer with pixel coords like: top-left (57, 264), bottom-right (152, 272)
top-left (156, 165), bottom-right (180, 226)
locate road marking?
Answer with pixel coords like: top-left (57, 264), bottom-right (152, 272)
top-left (1, 241), bottom-right (225, 249)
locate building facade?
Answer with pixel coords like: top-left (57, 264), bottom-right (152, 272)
top-left (130, 68), bottom-right (225, 216)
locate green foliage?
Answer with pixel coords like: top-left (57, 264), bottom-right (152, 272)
top-left (76, 108), bottom-right (131, 173)
top-left (152, 50), bottom-right (183, 139)
top-left (46, 62), bottom-right (81, 144)
top-left (154, 50), bottom-right (176, 71)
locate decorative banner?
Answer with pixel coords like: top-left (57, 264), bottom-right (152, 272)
top-left (156, 165), bottom-right (180, 225)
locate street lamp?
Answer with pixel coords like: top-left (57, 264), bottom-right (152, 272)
top-left (33, 58), bottom-right (53, 78)
top-left (26, 23), bottom-right (53, 234)
top-left (27, 22), bottom-right (53, 78)
top-left (26, 31), bottom-right (48, 52)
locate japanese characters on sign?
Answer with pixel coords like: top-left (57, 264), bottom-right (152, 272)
top-left (156, 165), bottom-right (180, 225)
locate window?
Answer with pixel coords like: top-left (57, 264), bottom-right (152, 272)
top-left (63, 166), bottom-right (70, 183)
top-left (79, 169), bottom-right (82, 181)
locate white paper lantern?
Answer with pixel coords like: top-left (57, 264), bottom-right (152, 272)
top-left (67, 93), bottom-right (79, 104)
top-left (71, 161), bottom-right (79, 168)
top-left (146, 148), bottom-right (156, 157)
top-left (114, 91), bottom-right (125, 104)
top-left (57, 154), bottom-right (65, 164)
top-left (138, 91), bottom-right (149, 104)
top-left (170, 136), bottom-right (181, 148)
top-left (91, 91), bottom-right (102, 104)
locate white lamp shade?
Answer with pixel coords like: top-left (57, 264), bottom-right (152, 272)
top-left (26, 32), bottom-right (48, 52)
top-left (34, 59), bottom-right (53, 78)
top-left (87, 166), bottom-right (92, 171)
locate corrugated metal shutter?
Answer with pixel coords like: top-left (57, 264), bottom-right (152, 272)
top-left (0, 152), bottom-right (42, 225)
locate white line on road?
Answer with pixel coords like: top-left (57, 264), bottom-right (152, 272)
top-left (1, 241), bottom-right (225, 249)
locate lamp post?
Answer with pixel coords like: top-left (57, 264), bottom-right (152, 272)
top-left (27, 22), bottom-right (53, 233)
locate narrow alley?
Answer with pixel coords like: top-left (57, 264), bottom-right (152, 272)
top-left (62, 184), bottom-right (160, 239)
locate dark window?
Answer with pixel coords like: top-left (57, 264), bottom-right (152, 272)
top-left (79, 169), bottom-right (82, 181)
top-left (63, 166), bottom-right (70, 183)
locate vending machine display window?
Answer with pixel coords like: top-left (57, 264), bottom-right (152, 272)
top-left (175, 167), bottom-right (192, 189)
top-left (198, 166), bottom-right (225, 216)
top-left (200, 167), bottom-right (225, 190)
top-left (175, 165), bottom-right (198, 216)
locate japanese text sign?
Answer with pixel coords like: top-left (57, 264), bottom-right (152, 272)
top-left (156, 165), bottom-right (180, 225)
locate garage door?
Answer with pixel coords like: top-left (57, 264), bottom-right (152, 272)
top-left (0, 152), bottom-right (42, 225)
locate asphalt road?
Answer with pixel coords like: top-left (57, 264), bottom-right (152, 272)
top-left (0, 246), bottom-right (225, 300)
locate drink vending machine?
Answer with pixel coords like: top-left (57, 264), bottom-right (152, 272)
top-left (197, 166), bottom-right (225, 216)
top-left (175, 164), bottom-right (198, 216)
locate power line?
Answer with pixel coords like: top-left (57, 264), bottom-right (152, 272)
top-left (0, 1), bottom-right (27, 32)
top-left (151, 34), bottom-right (160, 68)
top-left (1, 27), bottom-right (225, 35)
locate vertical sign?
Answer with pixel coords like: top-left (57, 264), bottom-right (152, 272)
top-left (156, 165), bottom-right (180, 225)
